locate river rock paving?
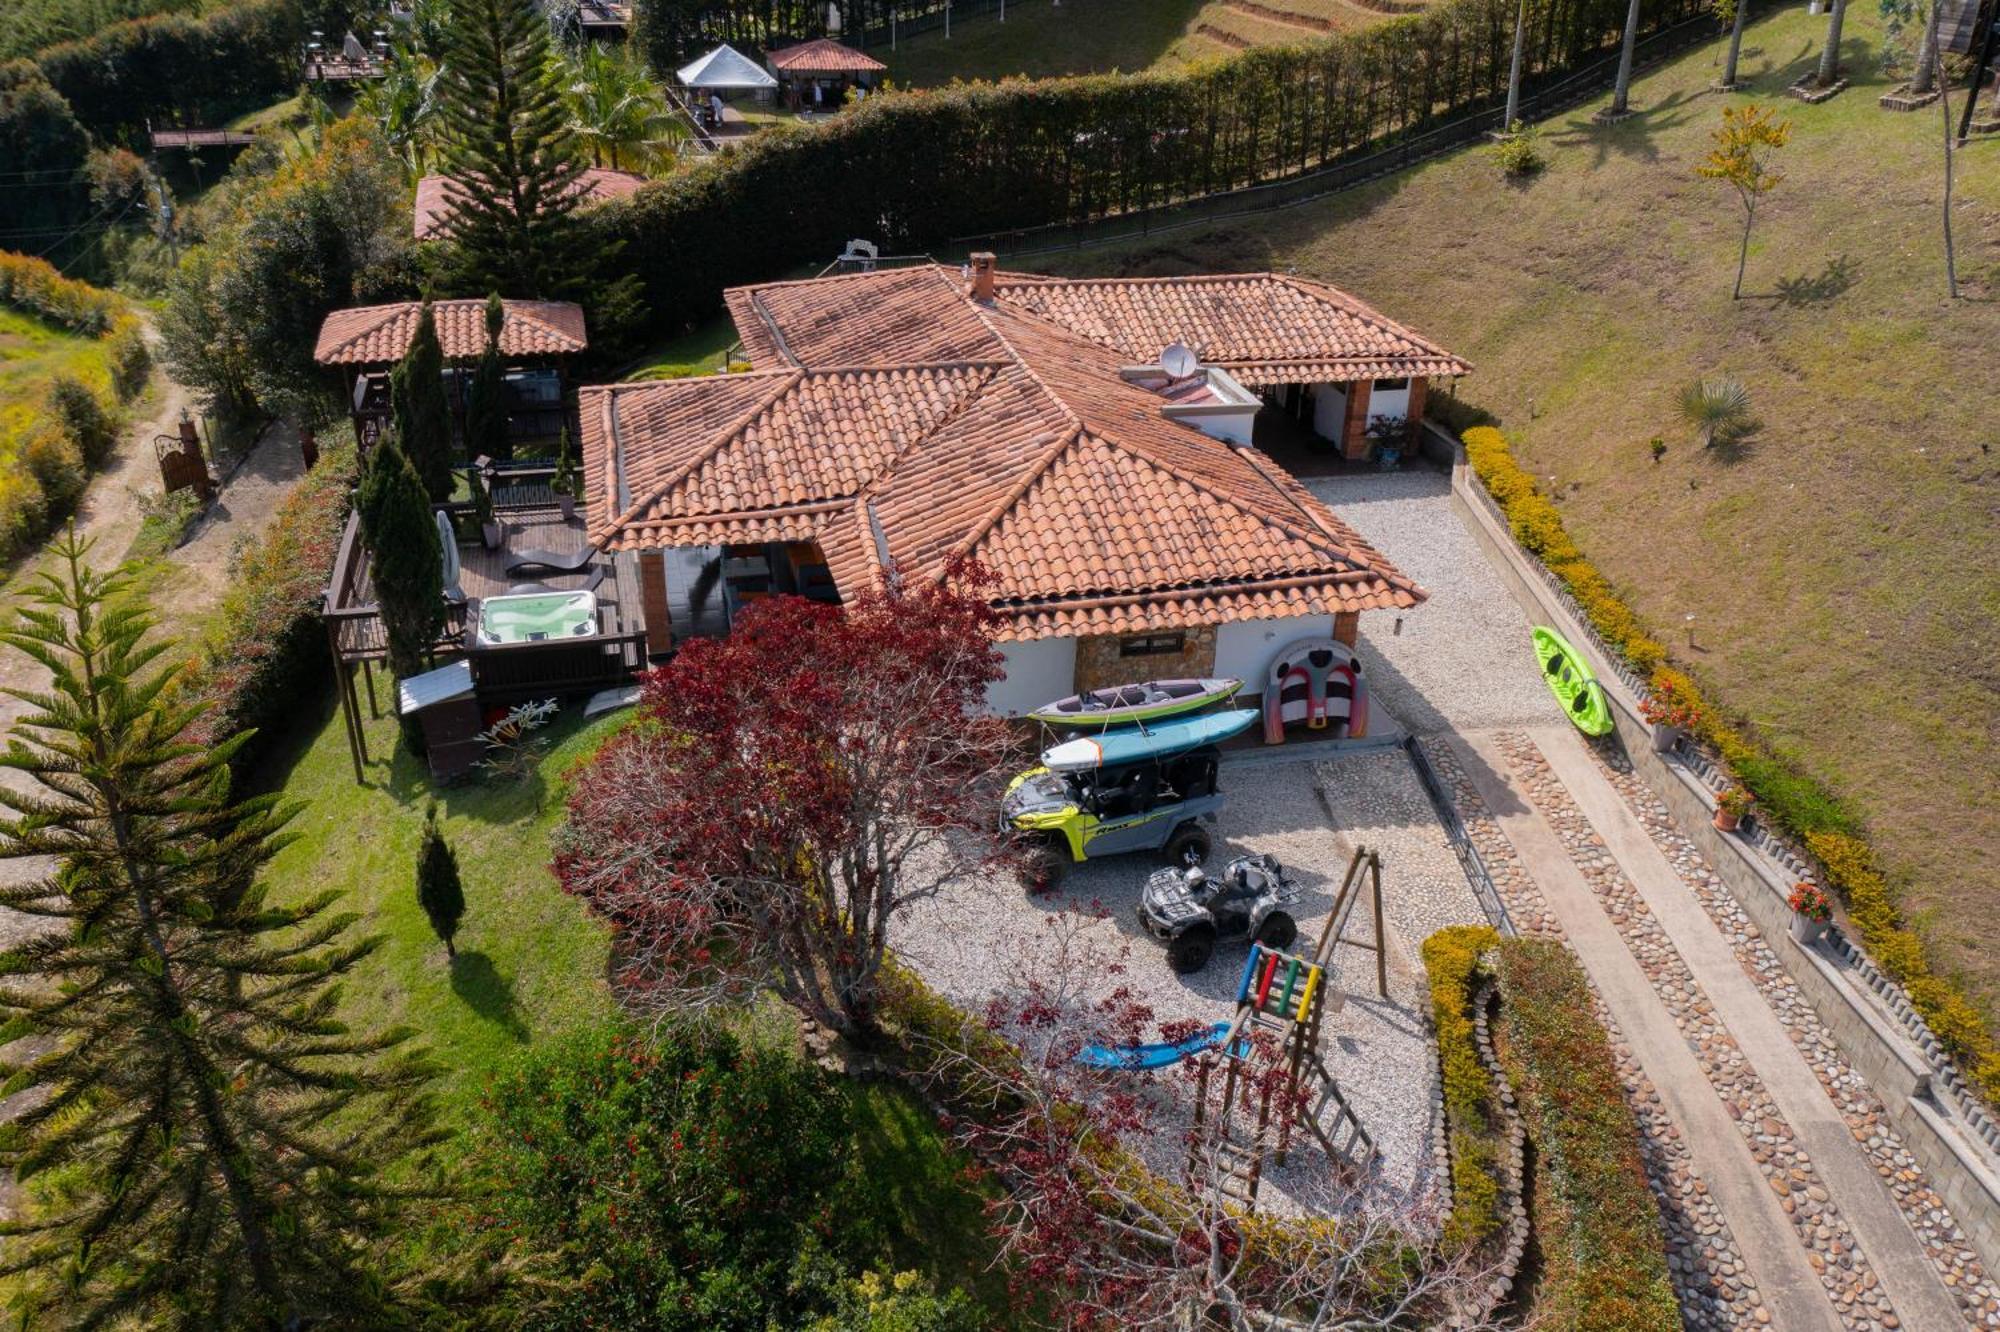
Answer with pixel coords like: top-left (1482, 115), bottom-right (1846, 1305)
top-left (1420, 736), bottom-right (1765, 1331)
top-left (1589, 745), bottom-right (2000, 1327)
top-left (1498, 730), bottom-right (1903, 1331)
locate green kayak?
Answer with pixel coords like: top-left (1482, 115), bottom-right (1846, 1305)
top-left (1532, 626), bottom-right (1615, 736)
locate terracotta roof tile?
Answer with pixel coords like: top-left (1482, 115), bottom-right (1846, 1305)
top-left (313, 299), bottom-right (587, 365)
top-left (766, 38), bottom-right (887, 73)
top-left (992, 271), bottom-right (1469, 383)
top-left (588, 265), bottom-right (1441, 639)
top-left (413, 169), bottom-right (649, 240)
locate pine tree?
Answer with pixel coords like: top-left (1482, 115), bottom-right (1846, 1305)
top-left (465, 292), bottom-right (512, 463)
top-left (435, 0), bottom-right (592, 298)
top-left (359, 440), bottom-right (446, 680)
top-left (0, 531), bottom-right (442, 1326)
top-left (392, 300), bottom-right (457, 502)
top-left (417, 803), bottom-right (467, 958)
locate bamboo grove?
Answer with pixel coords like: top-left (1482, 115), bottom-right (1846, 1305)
top-left (598, 0), bottom-right (1708, 326)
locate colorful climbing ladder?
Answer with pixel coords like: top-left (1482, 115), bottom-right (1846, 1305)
top-left (1190, 847), bottom-right (1382, 1211)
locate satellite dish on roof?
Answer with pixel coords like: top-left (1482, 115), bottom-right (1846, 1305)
top-left (1160, 342), bottom-right (1199, 379)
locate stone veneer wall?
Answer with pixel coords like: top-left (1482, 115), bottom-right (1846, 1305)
top-left (1071, 626), bottom-right (1218, 694)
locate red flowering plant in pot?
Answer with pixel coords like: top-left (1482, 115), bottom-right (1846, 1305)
top-left (1713, 785), bottom-right (1754, 832)
top-left (1788, 881), bottom-right (1833, 946)
top-left (1639, 679), bottom-right (1702, 752)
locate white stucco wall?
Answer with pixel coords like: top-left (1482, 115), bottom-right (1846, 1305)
top-left (1187, 407), bottom-right (1257, 447)
top-left (986, 635), bottom-right (1078, 716)
top-left (1311, 382), bottom-right (1347, 439)
top-left (1213, 615), bottom-right (1336, 691)
top-left (1367, 379), bottom-right (1411, 426)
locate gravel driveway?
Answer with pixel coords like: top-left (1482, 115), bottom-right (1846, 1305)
top-left (897, 748), bottom-right (1490, 1223)
top-left (1304, 469), bottom-right (1563, 736)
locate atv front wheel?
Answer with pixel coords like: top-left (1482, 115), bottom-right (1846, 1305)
top-left (1167, 925), bottom-right (1217, 974)
top-left (1019, 842), bottom-right (1068, 894)
top-left (1163, 824), bottom-right (1211, 868)
top-left (1256, 911), bottom-right (1298, 952)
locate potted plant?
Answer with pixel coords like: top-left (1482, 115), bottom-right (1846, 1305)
top-left (1640, 684), bottom-right (1700, 753)
top-left (470, 462), bottom-right (501, 549)
top-left (1367, 414), bottom-right (1409, 470)
top-left (1787, 881), bottom-right (1832, 946)
top-left (1713, 785), bottom-right (1754, 832)
top-left (552, 428), bottom-right (578, 521)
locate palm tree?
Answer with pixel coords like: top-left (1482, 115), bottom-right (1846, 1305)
top-left (565, 44), bottom-right (685, 173)
top-left (1815, 0), bottom-right (1850, 86)
top-left (1607, 0), bottom-right (1644, 117)
top-left (358, 52), bottom-right (440, 178)
top-left (1678, 379), bottom-right (1754, 449)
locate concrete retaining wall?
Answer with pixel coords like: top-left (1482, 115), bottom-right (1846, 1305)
top-left (1441, 439), bottom-right (2000, 1272)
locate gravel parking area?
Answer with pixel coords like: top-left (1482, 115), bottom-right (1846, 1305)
top-left (896, 750), bottom-right (1489, 1222)
top-left (1303, 470), bottom-right (1562, 736)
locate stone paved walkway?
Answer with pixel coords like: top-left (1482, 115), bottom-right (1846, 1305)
top-left (1313, 470), bottom-right (1999, 1329)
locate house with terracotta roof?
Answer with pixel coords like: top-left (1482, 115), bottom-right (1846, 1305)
top-left (412, 169), bottom-right (649, 242)
top-left (766, 37), bottom-right (886, 110)
top-left (313, 298), bottom-right (588, 454)
top-left (581, 255), bottom-right (1460, 714)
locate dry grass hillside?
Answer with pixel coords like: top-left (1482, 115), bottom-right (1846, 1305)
top-left (876, 0), bottom-right (1433, 86)
top-left (1045, 5), bottom-right (2000, 1019)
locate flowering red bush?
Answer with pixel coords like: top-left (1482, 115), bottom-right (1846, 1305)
top-left (554, 574), bottom-right (1020, 1039)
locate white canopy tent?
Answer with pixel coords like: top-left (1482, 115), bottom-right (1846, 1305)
top-left (675, 43), bottom-right (777, 91)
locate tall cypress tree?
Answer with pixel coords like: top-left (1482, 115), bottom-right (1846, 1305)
top-left (360, 440), bottom-right (447, 681)
top-left (464, 291), bottom-right (512, 463)
top-left (392, 301), bottom-right (457, 502)
top-left (0, 532), bottom-right (442, 1326)
top-left (435, 0), bottom-right (591, 298)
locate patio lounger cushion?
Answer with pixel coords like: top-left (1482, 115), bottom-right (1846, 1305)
top-left (505, 546), bottom-right (600, 576)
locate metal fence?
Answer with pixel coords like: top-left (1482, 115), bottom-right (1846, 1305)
top-left (1403, 736), bottom-right (1517, 938)
top-left (951, 12), bottom-right (1719, 257)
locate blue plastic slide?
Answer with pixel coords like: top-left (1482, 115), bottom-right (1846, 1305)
top-left (1076, 1022), bottom-right (1239, 1070)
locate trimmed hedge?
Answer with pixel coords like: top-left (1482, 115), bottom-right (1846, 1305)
top-left (181, 433), bottom-right (358, 779)
top-left (1421, 925), bottom-right (1504, 1250)
top-left (593, 0), bottom-right (1704, 329)
top-left (34, 0), bottom-right (301, 143)
top-left (1493, 939), bottom-right (1677, 1332)
top-left (1461, 424), bottom-right (2000, 1108)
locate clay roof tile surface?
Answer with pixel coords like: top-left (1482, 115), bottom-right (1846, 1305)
top-left (412, 169), bottom-right (649, 241)
top-left (586, 264), bottom-right (1443, 639)
top-left (313, 299), bottom-right (588, 365)
top-left (766, 37), bottom-right (887, 72)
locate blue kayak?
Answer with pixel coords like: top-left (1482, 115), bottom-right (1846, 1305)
top-left (1042, 708), bottom-right (1258, 774)
top-left (1076, 1022), bottom-right (1247, 1070)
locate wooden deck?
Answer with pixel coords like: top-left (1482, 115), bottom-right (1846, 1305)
top-left (325, 501), bottom-right (647, 672)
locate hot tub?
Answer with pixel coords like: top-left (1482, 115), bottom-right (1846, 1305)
top-left (477, 590), bottom-right (599, 647)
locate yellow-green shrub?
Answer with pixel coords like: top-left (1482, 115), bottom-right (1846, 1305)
top-left (1464, 423), bottom-right (2000, 1112)
top-left (1422, 925), bottom-right (1503, 1249)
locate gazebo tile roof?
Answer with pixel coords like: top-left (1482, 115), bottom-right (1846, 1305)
top-left (766, 37), bottom-right (887, 73)
top-left (312, 299), bottom-right (588, 365)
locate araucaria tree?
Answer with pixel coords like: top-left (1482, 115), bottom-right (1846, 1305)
top-left (392, 299), bottom-right (457, 501)
top-left (1696, 102), bottom-right (1791, 299)
top-left (436, 0), bottom-right (591, 297)
top-left (464, 291), bottom-right (511, 463)
top-left (417, 802), bottom-right (467, 957)
top-left (0, 533), bottom-right (441, 1325)
top-left (555, 576), bottom-right (1016, 1041)
top-left (359, 441), bottom-right (446, 679)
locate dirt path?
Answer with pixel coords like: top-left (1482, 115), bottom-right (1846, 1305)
top-left (0, 353), bottom-right (309, 1221)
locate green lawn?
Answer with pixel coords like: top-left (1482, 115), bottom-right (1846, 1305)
top-left (253, 693), bottom-right (1012, 1312)
top-left (625, 316), bottom-right (741, 380)
top-left (254, 701), bottom-right (623, 1113)
top-left (1053, 6), bottom-right (2000, 1019)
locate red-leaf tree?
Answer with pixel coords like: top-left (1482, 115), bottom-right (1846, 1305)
top-left (554, 574), bottom-right (1020, 1041)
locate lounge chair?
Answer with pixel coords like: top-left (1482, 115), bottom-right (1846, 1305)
top-left (505, 545), bottom-right (601, 577)
top-left (505, 566), bottom-right (606, 598)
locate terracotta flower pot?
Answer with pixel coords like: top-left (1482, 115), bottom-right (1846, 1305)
top-left (1712, 809), bottom-right (1741, 832)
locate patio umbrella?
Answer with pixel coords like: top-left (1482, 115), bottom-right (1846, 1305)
top-left (436, 510), bottom-right (463, 602)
